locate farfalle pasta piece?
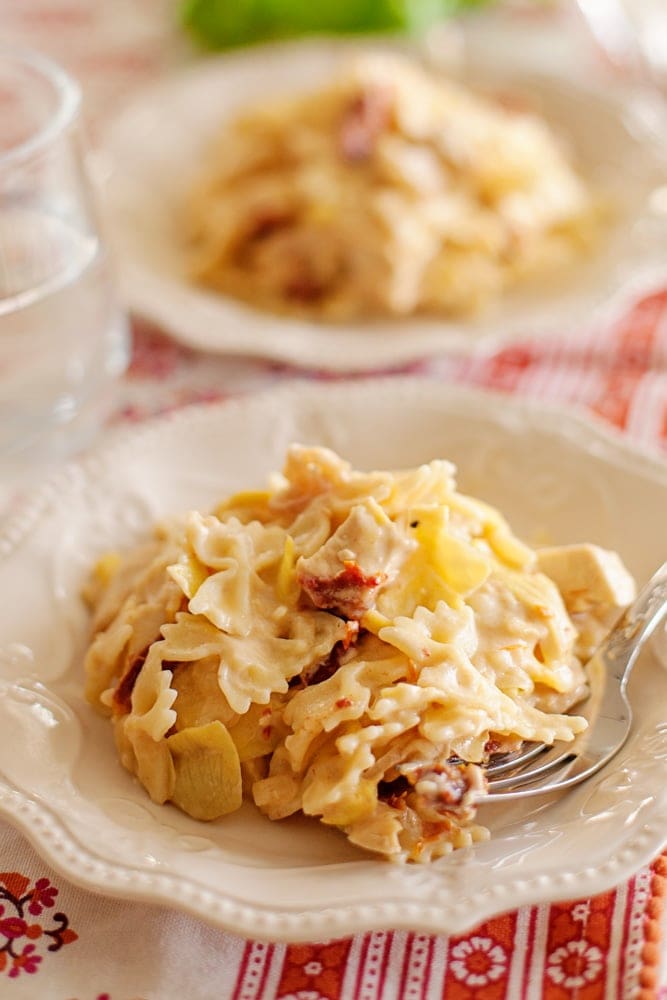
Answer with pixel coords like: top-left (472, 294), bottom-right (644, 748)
top-left (83, 444), bottom-right (635, 862)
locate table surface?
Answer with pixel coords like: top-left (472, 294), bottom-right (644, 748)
top-left (1, 2), bottom-right (667, 998)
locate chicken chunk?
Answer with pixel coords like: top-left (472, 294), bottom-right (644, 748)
top-left (297, 500), bottom-right (415, 618)
top-left (537, 543), bottom-right (636, 658)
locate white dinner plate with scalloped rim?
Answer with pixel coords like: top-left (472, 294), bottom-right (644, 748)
top-left (0, 378), bottom-right (666, 941)
top-left (97, 26), bottom-right (667, 371)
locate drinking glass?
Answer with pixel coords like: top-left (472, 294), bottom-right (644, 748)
top-left (0, 46), bottom-right (130, 503)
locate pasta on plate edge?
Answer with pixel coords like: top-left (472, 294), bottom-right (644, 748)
top-left (83, 445), bottom-right (635, 862)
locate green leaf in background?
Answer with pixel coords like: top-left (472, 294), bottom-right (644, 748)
top-left (181, 0), bottom-right (492, 50)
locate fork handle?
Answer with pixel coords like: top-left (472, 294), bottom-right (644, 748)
top-left (602, 561), bottom-right (667, 683)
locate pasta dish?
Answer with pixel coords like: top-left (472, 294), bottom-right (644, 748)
top-left (84, 446), bottom-right (634, 861)
top-left (184, 52), bottom-right (599, 321)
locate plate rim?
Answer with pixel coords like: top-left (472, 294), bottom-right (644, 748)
top-left (1, 377), bottom-right (666, 941)
top-left (0, 781), bottom-right (663, 943)
top-left (5, 377), bottom-right (667, 555)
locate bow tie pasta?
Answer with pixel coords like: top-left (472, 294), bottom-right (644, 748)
top-left (184, 52), bottom-right (600, 321)
top-left (83, 446), bottom-right (634, 862)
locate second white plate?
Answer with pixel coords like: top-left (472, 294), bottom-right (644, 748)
top-left (97, 29), bottom-right (667, 371)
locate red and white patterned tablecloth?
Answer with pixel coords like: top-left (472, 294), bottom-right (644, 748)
top-left (1, 2), bottom-right (667, 998)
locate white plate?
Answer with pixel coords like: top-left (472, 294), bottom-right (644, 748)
top-left (97, 29), bottom-right (667, 371)
top-left (1, 378), bottom-right (666, 941)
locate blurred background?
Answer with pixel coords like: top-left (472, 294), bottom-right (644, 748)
top-left (2, 1), bottom-right (666, 127)
top-left (2, 0), bottom-right (666, 449)
top-left (180, 0), bottom-right (503, 49)
top-left (177, 0), bottom-right (664, 78)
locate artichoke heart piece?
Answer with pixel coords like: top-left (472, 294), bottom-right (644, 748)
top-left (167, 721), bottom-right (242, 820)
top-left (486, 525), bottom-right (534, 569)
top-left (276, 535), bottom-right (298, 603)
top-left (320, 778), bottom-right (377, 828)
top-left (93, 551), bottom-right (122, 586)
top-left (213, 489), bottom-right (272, 522)
top-left (437, 534), bottom-right (490, 594)
top-left (168, 553), bottom-right (209, 600)
top-left (228, 701), bottom-right (284, 762)
top-left (360, 608), bottom-right (392, 636)
top-left (172, 657), bottom-right (238, 731)
top-left (127, 726), bottom-right (176, 805)
top-left (413, 509), bottom-right (490, 594)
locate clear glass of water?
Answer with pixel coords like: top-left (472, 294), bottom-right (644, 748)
top-left (0, 46), bottom-right (130, 503)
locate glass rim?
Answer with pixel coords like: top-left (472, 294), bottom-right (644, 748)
top-left (0, 45), bottom-right (81, 166)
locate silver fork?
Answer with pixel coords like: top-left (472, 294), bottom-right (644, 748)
top-left (482, 560), bottom-right (667, 802)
